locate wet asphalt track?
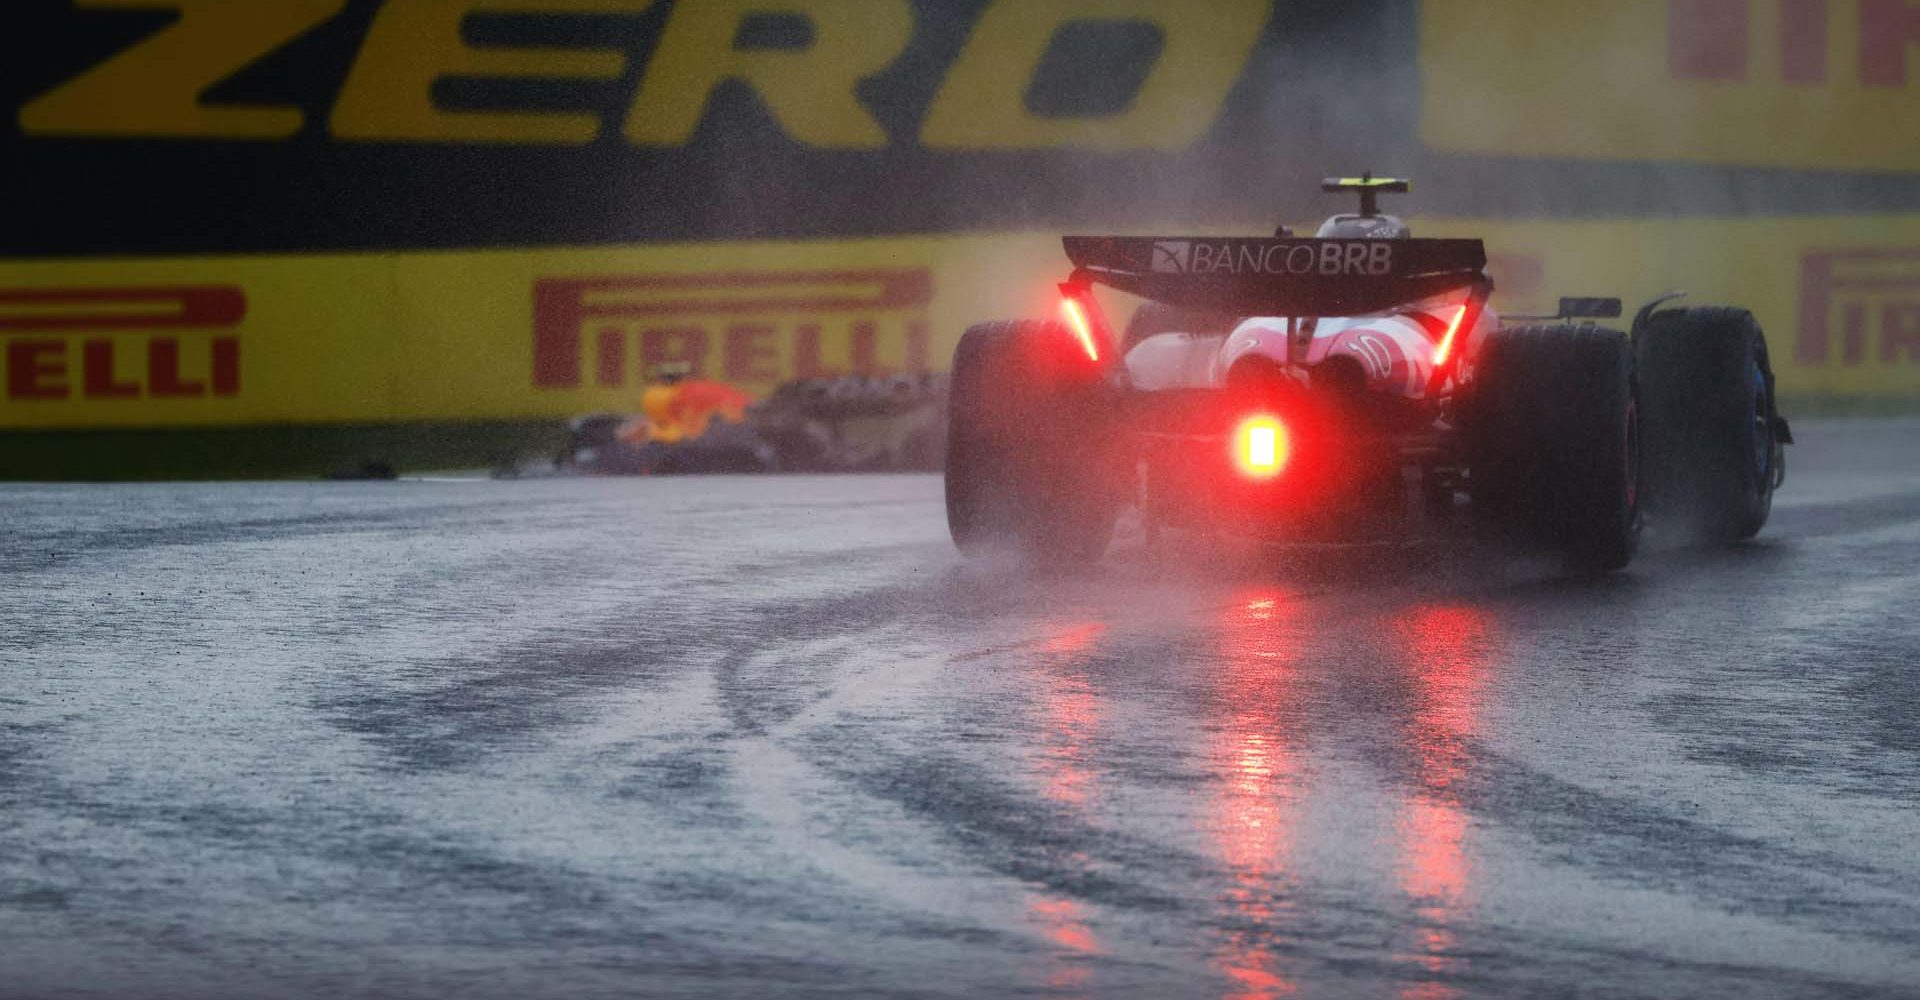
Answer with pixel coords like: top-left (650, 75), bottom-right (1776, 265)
top-left (3, 419), bottom-right (1920, 1000)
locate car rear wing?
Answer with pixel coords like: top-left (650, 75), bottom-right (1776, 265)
top-left (1059, 236), bottom-right (1493, 393)
top-left (1061, 236), bottom-right (1488, 317)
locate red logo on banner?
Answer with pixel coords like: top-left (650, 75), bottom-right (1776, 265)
top-left (1670, 0), bottom-right (1920, 86)
top-left (532, 270), bottom-right (934, 389)
top-left (0, 286), bottom-right (247, 402)
top-left (1799, 249), bottom-right (1920, 365)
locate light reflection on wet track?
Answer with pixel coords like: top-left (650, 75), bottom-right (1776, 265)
top-left (1210, 590), bottom-right (1302, 1000)
top-left (4, 420), bottom-right (1920, 998)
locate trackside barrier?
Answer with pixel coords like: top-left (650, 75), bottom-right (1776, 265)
top-left (3, 216), bottom-right (1917, 433)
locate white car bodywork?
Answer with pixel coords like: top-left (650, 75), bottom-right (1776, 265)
top-left (1125, 293), bottom-right (1501, 398)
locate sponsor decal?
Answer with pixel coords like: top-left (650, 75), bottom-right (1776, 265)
top-left (17, 0), bottom-right (1268, 151)
top-left (1421, 0), bottom-right (1920, 170)
top-left (1150, 241), bottom-right (1192, 274)
top-left (0, 286), bottom-right (245, 402)
top-left (1799, 248), bottom-right (1920, 365)
top-left (1668, 0), bottom-right (1918, 86)
top-left (7, 221), bottom-right (1918, 434)
top-left (1148, 240), bottom-right (1394, 277)
top-left (532, 269), bottom-right (934, 389)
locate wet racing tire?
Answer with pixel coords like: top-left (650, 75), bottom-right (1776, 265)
top-left (945, 320), bottom-right (1121, 568)
top-left (1635, 307), bottom-right (1781, 543)
top-left (1470, 325), bottom-right (1642, 572)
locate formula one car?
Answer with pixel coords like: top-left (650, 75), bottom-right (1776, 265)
top-left (533, 373), bottom-right (948, 477)
top-left (944, 177), bottom-right (1790, 571)
top-left (553, 369), bottom-right (775, 475)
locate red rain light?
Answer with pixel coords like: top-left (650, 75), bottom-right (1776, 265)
top-left (1060, 297), bottom-right (1100, 363)
top-left (1431, 305), bottom-right (1469, 368)
top-left (1234, 415), bottom-right (1290, 479)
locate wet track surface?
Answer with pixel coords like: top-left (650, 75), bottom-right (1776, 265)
top-left (4, 419), bottom-right (1920, 999)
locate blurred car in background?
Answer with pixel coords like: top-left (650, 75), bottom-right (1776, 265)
top-left (504, 372), bottom-right (948, 478)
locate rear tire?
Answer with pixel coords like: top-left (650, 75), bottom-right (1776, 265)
top-left (1636, 308), bottom-right (1780, 542)
top-left (1470, 325), bottom-right (1641, 572)
top-left (945, 321), bottom-right (1121, 568)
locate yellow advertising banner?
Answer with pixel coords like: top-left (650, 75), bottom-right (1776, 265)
top-left (0, 235), bottom-right (1063, 429)
top-left (2, 216), bottom-right (1917, 430)
top-left (1421, 0), bottom-right (1920, 171)
top-left (1428, 216), bottom-right (1920, 396)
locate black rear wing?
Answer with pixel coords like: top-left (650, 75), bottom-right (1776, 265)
top-left (1061, 236), bottom-right (1487, 317)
